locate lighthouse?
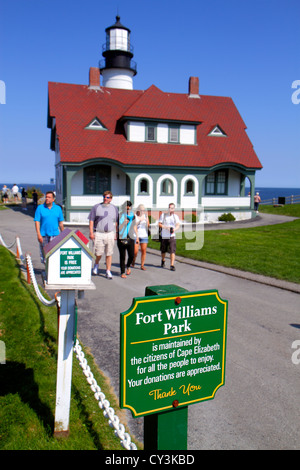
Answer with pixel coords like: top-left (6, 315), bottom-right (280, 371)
top-left (99, 16), bottom-right (137, 90)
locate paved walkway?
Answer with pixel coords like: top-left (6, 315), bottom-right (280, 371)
top-left (1, 206), bottom-right (299, 450)
top-left (203, 211), bottom-right (298, 230)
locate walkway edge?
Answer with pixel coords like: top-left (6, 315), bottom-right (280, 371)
top-left (147, 248), bottom-right (300, 294)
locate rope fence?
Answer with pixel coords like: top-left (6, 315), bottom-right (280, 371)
top-left (0, 233), bottom-right (137, 450)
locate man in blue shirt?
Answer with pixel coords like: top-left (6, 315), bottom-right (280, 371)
top-left (34, 191), bottom-right (64, 263)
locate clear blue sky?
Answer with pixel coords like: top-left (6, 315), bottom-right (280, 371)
top-left (0, 0), bottom-right (299, 187)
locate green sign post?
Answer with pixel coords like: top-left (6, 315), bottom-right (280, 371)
top-left (120, 285), bottom-right (228, 450)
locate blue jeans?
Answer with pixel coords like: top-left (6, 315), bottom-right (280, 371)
top-left (39, 235), bottom-right (54, 263)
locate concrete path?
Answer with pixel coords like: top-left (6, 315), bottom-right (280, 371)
top-left (203, 211), bottom-right (298, 230)
top-left (1, 206), bottom-right (299, 449)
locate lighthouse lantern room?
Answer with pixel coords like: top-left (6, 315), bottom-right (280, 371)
top-left (99, 16), bottom-right (137, 90)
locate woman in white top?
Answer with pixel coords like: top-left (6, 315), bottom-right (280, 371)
top-left (133, 204), bottom-right (149, 270)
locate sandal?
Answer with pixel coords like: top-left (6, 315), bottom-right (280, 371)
top-left (141, 266), bottom-right (146, 270)
top-left (121, 273), bottom-right (126, 278)
top-left (126, 268), bottom-right (131, 275)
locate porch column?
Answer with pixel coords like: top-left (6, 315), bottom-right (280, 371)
top-left (198, 175), bottom-right (206, 206)
top-left (64, 167), bottom-right (78, 222)
top-left (247, 173), bottom-right (256, 211)
top-left (240, 174), bottom-right (246, 196)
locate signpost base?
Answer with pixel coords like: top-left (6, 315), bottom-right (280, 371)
top-left (144, 406), bottom-right (188, 450)
top-left (54, 290), bottom-right (75, 437)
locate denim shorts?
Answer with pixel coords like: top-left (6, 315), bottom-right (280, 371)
top-left (138, 237), bottom-right (148, 244)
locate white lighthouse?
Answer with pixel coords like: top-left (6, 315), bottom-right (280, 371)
top-left (99, 16), bottom-right (137, 90)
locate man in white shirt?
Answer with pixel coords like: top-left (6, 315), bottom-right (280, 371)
top-left (159, 203), bottom-right (180, 271)
top-left (12, 184), bottom-right (19, 202)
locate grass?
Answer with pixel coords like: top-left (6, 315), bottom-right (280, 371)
top-left (0, 246), bottom-right (140, 450)
top-left (259, 203), bottom-right (300, 217)
top-left (148, 204), bottom-right (300, 284)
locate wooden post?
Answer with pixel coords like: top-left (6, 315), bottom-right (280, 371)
top-left (26, 254), bottom-right (31, 284)
top-left (54, 290), bottom-right (75, 437)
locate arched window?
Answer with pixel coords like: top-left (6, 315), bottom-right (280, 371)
top-left (139, 178), bottom-right (149, 194)
top-left (84, 165), bottom-right (111, 194)
top-left (161, 178), bottom-right (173, 195)
top-left (185, 179), bottom-right (194, 195)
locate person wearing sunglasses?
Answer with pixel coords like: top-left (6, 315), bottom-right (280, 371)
top-left (88, 190), bottom-right (119, 279)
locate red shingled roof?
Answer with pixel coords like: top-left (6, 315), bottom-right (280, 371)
top-left (47, 82), bottom-right (262, 169)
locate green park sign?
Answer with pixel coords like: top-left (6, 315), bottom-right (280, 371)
top-left (120, 289), bottom-right (228, 417)
top-left (60, 248), bottom-right (82, 278)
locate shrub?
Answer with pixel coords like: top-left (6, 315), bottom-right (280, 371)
top-left (218, 213), bottom-right (236, 222)
top-left (26, 186), bottom-right (43, 200)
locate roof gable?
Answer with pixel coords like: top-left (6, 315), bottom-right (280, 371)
top-left (122, 84), bottom-right (201, 123)
top-left (44, 228), bottom-right (93, 259)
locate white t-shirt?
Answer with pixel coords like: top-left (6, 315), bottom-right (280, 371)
top-left (136, 213), bottom-right (148, 239)
top-left (159, 212), bottom-right (180, 239)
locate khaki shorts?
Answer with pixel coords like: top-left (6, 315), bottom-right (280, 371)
top-left (94, 231), bottom-right (115, 256)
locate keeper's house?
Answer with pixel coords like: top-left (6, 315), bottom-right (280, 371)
top-left (47, 16), bottom-right (262, 223)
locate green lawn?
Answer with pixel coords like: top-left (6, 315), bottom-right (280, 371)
top-left (149, 204), bottom-right (300, 284)
top-left (0, 246), bottom-right (139, 450)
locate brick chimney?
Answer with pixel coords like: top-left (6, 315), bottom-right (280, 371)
top-left (89, 67), bottom-right (101, 89)
top-left (188, 76), bottom-right (200, 98)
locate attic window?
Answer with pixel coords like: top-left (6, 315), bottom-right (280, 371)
top-left (209, 125), bottom-right (227, 137)
top-left (85, 118), bottom-right (106, 130)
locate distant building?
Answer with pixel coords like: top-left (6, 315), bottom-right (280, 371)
top-left (47, 16), bottom-right (262, 223)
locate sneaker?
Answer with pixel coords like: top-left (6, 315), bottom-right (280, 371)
top-left (92, 264), bottom-right (98, 275)
top-left (106, 270), bottom-right (113, 279)
top-left (170, 265), bottom-right (176, 271)
top-left (161, 260), bottom-right (165, 268)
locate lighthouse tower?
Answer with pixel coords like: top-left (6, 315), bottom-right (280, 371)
top-left (99, 16), bottom-right (137, 90)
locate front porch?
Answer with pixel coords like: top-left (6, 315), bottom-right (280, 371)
top-left (59, 163), bottom-right (257, 223)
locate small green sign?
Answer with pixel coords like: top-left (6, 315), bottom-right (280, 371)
top-left (120, 290), bottom-right (228, 417)
top-left (60, 248), bottom-right (82, 277)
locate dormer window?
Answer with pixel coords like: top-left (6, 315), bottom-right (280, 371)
top-left (126, 120), bottom-right (196, 144)
top-left (208, 125), bottom-right (227, 137)
top-left (85, 118), bottom-right (107, 130)
top-left (169, 125), bottom-right (179, 143)
top-left (145, 123), bottom-right (156, 142)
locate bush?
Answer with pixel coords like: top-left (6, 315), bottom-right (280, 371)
top-left (26, 186), bottom-right (43, 200)
top-left (218, 213), bottom-right (236, 222)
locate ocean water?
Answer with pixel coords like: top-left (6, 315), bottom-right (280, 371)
top-left (245, 187), bottom-right (300, 203)
top-left (0, 183), bottom-right (55, 194)
top-left (2, 184), bottom-right (300, 203)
